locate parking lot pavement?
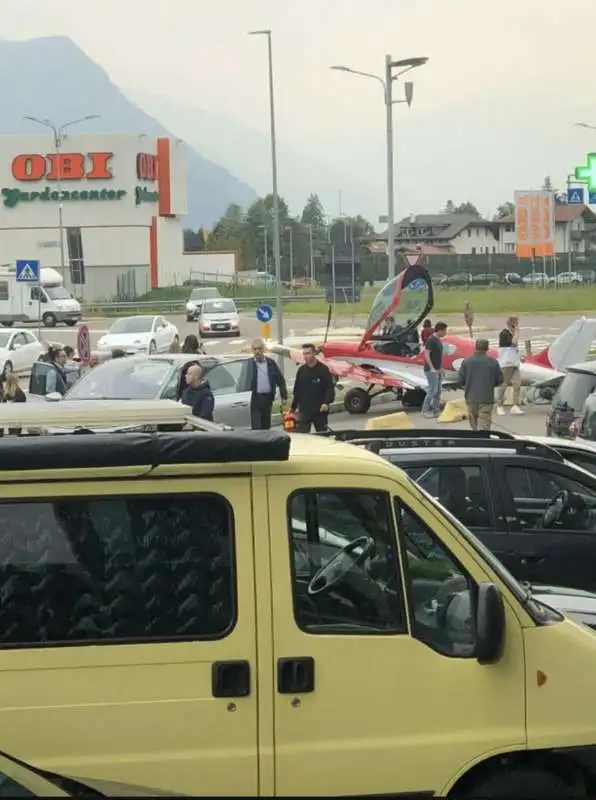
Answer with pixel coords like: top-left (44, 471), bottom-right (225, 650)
top-left (326, 397), bottom-right (550, 436)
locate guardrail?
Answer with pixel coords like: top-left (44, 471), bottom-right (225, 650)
top-left (81, 294), bottom-right (326, 315)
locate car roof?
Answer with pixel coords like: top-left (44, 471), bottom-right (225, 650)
top-left (525, 435), bottom-right (596, 455)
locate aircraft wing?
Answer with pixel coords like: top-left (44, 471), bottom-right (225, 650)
top-left (267, 343), bottom-right (458, 391)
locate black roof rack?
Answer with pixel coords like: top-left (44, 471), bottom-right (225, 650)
top-left (319, 428), bottom-right (563, 462)
top-left (0, 430), bottom-right (291, 472)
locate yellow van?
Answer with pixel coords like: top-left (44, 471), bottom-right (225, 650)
top-left (0, 402), bottom-right (596, 798)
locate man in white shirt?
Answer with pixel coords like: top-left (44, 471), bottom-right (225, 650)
top-left (496, 316), bottom-right (523, 415)
top-left (245, 339), bottom-right (288, 429)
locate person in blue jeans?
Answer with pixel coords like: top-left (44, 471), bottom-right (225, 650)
top-left (422, 321), bottom-right (448, 417)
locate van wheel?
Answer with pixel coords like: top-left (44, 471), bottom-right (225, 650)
top-left (463, 766), bottom-right (574, 798)
top-left (2, 361), bottom-right (12, 379)
top-left (344, 387), bottom-right (371, 415)
top-left (43, 313), bottom-right (57, 328)
top-left (65, 320), bottom-right (77, 327)
top-left (1, 321), bottom-right (14, 328)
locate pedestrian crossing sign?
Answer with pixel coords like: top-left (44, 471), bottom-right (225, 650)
top-left (15, 259), bottom-right (40, 283)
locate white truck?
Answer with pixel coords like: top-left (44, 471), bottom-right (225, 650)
top-left (0, 267), bottom-right (82, 328)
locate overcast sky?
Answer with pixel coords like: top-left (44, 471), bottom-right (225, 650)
top-left (2, 0), bottom-right (596, 220)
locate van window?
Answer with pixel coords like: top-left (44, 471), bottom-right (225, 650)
top-left (288, 489), bottom-right (406, 634)
top-left (395, 501), bottom-right (476, 658)
top-left (0, 493), bottom-right (235, 647)
top-left (554, 372), bottom-right (596, 413)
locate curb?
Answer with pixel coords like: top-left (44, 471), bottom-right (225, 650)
top-left (271, 391), bottom-right (396, 424)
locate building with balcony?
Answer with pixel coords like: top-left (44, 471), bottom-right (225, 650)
top-left (495, 204), bottom-right (596, 255)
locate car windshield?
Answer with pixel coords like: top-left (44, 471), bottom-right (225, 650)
top-left (191, 288), bottom-right (219, 300)
top-left (554, 371), bottom-right (596, 412)
top-left (44, 285), bottom-right (71, 300)
top-left (65, 358), bottom-right (173, 400)
top-left (108, 316), bottom-right (155, 335)
top-left (203, 299), bottom-right (236, 313)
top-left (0, 333), bottom-right (12, 348)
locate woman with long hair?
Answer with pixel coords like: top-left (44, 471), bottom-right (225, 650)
top-left (182, 334), bottom-right (206, 355)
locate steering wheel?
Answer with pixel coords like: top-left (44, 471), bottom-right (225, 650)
top-left (541, 489), bottom-right (570, 528)
top-left (307, 536), bottom-right (376, 596)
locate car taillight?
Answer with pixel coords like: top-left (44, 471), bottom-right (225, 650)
top-left (569, 421), bottom-right (579, 439)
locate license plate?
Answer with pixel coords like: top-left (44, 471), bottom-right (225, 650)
top-left (214, 325), bottom-right (226, 330)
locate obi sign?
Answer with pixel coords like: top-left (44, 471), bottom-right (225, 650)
top-left (514, 190), bottom-right (555, 258)
top-left (136, 153), bottom-right (157, 181)
top-left (11, 152), bottom-right (114, 181)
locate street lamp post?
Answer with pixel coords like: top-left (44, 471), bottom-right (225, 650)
top-left (286, 225), bottom-right (294, 284)
top-left (331, 55), bottom-right (428, 279)
top-left (575, 122), bottom-right (596, 131)
top-left (307, 224), bottom-right (315, 285)
top-left (259, 224), bottom-right (268, 272)
top-left (23, 115), bottom-right (100, 282)
top-left (249, 29), bottom-right (284, 366)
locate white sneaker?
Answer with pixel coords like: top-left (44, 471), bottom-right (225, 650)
top-left (510, 405), bottom-right (524, 415)
top-left (496, 407), bottom-right (506, 416)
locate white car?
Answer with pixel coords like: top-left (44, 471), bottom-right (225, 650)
top-left (97, 315), bottom-right (179, 355)
top-left (0, 329), bottom-right (45, 379)
top-left (198, 298), bottom-right (240, 337)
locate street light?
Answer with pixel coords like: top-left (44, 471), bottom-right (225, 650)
top-left (258, 224), bottom-right (268, 272)
top-left (575, 122), bottom-right (596, 131)
top-left (23, 115), bottom-right (100, 281)
top-left (331, 55), bottom-right (428, 279)
top-left (285, 225), bottom-right (294, 284)
top-left (306, 223), bottom-right (315, 285)
top-left (249, 29), bottom-right (284, 362)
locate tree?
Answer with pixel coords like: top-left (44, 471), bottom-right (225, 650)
top-left (494, 201), bottom-right (515, 219)
top-left (183, 227), bottom-right (206, 252)
top-left (443, 200), bottom-right (481, 216)
top-left (542, 175), bottom-right (553, 191)
top-left (444, 200), bottom-right (456, 214)
top-left (301, 193), bottom-right (326, 233)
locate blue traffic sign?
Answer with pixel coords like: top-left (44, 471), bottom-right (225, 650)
top-left (590, 191), bottom-right (596, 205)
top-left (15, 259), bottom-right (40, 283)
top-left (567, 187), bottom-right (585, 205)
top-left (256, 304), bottom-right (273, 323)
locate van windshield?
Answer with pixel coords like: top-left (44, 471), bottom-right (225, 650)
top-left (44, 286), bottom-right (71, 300)
top-left (554, 372), bottom-right (596, 412)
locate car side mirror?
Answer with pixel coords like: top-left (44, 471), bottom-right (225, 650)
top-left (475, 582), bottom-right (505, 665)
top-left (45, 392), bottom-right (62, 403)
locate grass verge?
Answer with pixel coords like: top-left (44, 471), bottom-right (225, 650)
top-left (284, 286), bottom-right (596, 316)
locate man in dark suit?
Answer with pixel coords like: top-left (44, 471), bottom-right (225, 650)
top-left (245, 339), bottom-right (288, 430)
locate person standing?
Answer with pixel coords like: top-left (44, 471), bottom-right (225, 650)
top-left (291, 343), bottom-right (335, 433)
top-left (245, 339), bottom-right (288, 430)
top-left (464, 301), bottom-right (474, 338)
top-left (181, 364), bottom-right (215, 421)
top-left (421, 322), bottom-right (448, 418)
top-left (496, 316), bottom-right (523, 416)
top-left (458, 339), bottom-right (503, 432)
top-left (420, 318), bottom-right (433, 345)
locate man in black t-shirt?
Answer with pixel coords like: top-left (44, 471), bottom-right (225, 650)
top-left (421, 321), bottom-right (448, 417)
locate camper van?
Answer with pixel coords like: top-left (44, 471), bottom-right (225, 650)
top-left (0, 267), bottom-right (82, 328)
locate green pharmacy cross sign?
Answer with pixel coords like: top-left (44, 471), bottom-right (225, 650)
top-left (575, 153), bottom-right (596, 192)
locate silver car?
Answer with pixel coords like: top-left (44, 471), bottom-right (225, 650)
top-left (28, 353), bottom-right (253, 428)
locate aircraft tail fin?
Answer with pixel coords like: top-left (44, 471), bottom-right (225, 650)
top-left (531, 317), bottom-right (596, 371)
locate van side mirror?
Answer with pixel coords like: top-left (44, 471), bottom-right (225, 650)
top-left (475, 582), bottom-right (505, 665)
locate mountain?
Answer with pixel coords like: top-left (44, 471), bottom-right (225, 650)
top-left (124, 88), bottom-right (382, 222)
top-left (0, 36), bottom-right (256, 227)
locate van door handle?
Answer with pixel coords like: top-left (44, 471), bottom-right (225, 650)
top-left (232, 401), bottom-right (247, 407)
top-left (277, 657), bottom-right (315, 694)
top-left (211, 660), bottom-right (250, 698)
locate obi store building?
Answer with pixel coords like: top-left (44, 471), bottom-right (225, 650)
top-left (0, 134), bottom-right (191, 302)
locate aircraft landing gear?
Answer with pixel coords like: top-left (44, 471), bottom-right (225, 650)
top-left (344, 387), bottom-right (372, 415)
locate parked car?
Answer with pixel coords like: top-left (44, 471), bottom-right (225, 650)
top-left (470, 273), bottom-right (502, 287)
top-left (97, 315), bottom-right (179, 355)
top-left (185, 286), bottom-right (222, 321)
top-left (549, 271), bottom-right (583, 287)
top-left (504, 272), bottom-right (523, 285)
top-left (445, 272), bottom-right (472, 287)
top-left (522, 272), bottom-right (549, 286)
top-left (28, 352), bottom-right (253, 427)
top-left (198, 298), bottom-right (240, 337)
top-left (0, 328), bottom-right (45, 379)
top-left (545, 360), bottom-right (596, 437)
top-left (325, 429), bottom-right (596, 593)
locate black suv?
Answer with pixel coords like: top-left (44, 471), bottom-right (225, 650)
top-left (546, 360), bottom-right (596, 438)
top-left (324, 428), bottom-right (596, 593)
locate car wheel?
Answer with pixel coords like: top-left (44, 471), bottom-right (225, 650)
top-left (344, 387), bottom-right (371, 415)
top-left (2, 361), bottom-right (12, 379)
top-left (43, 312), bottom-right (57, 328)
top-left (148, 340), bottom-right (157, 354)
top-left (65, 320), bottom-right (77, 327)
top-left (1, 321), bottom-right (14, 328)
top-left (463, 765), bottom-right (575, 798)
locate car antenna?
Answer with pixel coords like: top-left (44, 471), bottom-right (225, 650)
top-left (323, 304), bottom-right (333, 344)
